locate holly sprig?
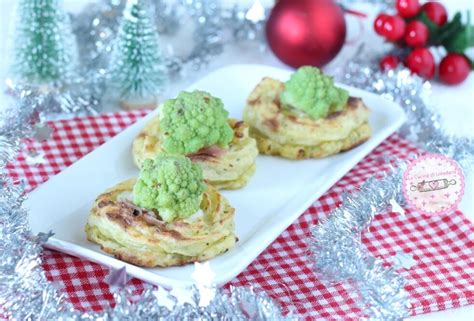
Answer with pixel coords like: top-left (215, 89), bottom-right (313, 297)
top-left (374, 1), bottom-right (473, 84)
top-left (418, 11), bottom-right (474, 68)
top-left (442, 14), bottom-right (474, 54)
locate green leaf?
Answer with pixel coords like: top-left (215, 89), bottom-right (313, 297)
top-left (436, 12), bottom-right (464, 46)
top-left (444, 25), bottom-right (474, 53)
top-left (441, 12), bottom-right (474, 53)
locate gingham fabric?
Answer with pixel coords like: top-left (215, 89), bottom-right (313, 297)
top-left (6, 110), bottom-right (474, 320)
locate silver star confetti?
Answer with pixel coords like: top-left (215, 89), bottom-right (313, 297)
top-left (33, 123), bottom-right (53, 142)
top-left (391, 251), bottom-right (417, 270)
top-left (105, 266), bottom-right (129, 291)
top-left (25, 149), bottom-right (46, 165)
top-left (390, 199), bottom-right (406, 216)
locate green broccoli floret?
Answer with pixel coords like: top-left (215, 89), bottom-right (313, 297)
top-left (280, 66), bottom-right (349, 119)
top-left (133, 155), bottom-right (206, 222)
top-left (160, 91), bottom-right (234, 155)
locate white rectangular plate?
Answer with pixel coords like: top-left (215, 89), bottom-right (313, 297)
top-left (26, 64), bottom-right (405, 287)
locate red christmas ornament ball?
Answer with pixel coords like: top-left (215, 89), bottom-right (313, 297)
top-left (396, 0), bottom-right (420, 18)
top-left (439, 53), bottom-right (471, 85)
top-left (421, 2), bottom-right (448, 27)
top-left (381, 15), bottom-right (406, 42)
top-left (374, 14), bottom-right (390, 35)
top-left (380, 55), bottom-right (400, 71)
top-left (404, 47), bottom-right (435, 79)
top-left (266, 0), bottom-right (346, 68)
top-left (404, 20), bottom-right (429, 47)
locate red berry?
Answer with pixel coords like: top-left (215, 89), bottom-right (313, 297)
top-left (396, 0), bottom-right (421, 18)
top-left (404, 48), bottom-right (435, 79)
top-left (374, 14), bottom-right (390, 35)
top-left (380, 55), bottom-right (400, 71)
top-left (381, 15), bottom-right (406, 41)
top-left (404, 21), bottom-right (429, 47)
top-left (422, 2), bottom-right (447, 26)
top-left (439, 53), bottom-right (471, 85)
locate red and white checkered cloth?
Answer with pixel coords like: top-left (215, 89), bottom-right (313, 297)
top-left (7, 110), bottom-right (474, 319)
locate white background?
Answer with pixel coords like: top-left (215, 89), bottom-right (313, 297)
top-left (0, 0), bottom-right (472, 319)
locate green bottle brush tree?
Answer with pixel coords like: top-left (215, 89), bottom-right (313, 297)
top-left (12, 0), bottom-right (78, 86)
top-left (107, 0), bottom-right (167, 110)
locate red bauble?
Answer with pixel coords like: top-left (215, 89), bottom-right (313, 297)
top-left (381, 15), bottom-right (406, 42)
top-left (404, 21), bottom-right (429, 47)
top-left (396, 0), bottom-right (420, 18)
top-left (374, 14), bottom-right (390, 35)
top-left (380, 55), bottom-right (400, 71)
top-left (439, 53), bottom-right (471, 85)
top-left (404, 48), bottom-right (435, 79)
top-left (266, 0), bottom-right (346, 68)
top-left (422, 2), bottom-right (447, 26)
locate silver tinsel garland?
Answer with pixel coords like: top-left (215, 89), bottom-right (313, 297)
top-left (6, 78), bottom-right (100, 116)
top-left (72, 0), bottom-right (269, 81)
top-left (309, 48), bottom-right (473, 321)
top-left (310, 162), bottom-right (410, 321)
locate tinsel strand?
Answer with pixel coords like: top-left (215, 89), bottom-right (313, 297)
top-left (72, 0), bottom-right (269, 79)
top-left (310, 163), bottom-right (410, 321)
top-left (310, 46), bottom-right (474, 320)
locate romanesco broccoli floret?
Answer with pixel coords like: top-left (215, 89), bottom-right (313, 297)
top-left (280, 66), bottom-right (349, 119)
top-left (160, 91), bottom-right (234, 155)
top-left (133, 155), bottom-right (205, 222)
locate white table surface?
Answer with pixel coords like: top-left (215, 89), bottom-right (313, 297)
top-left (0, 0), bottom-right (472, 319)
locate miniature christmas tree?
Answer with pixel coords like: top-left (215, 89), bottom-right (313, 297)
top-left (108, 0), bottom-right (167, 110)
top-left (12, 0), bottom-right (78, 85)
